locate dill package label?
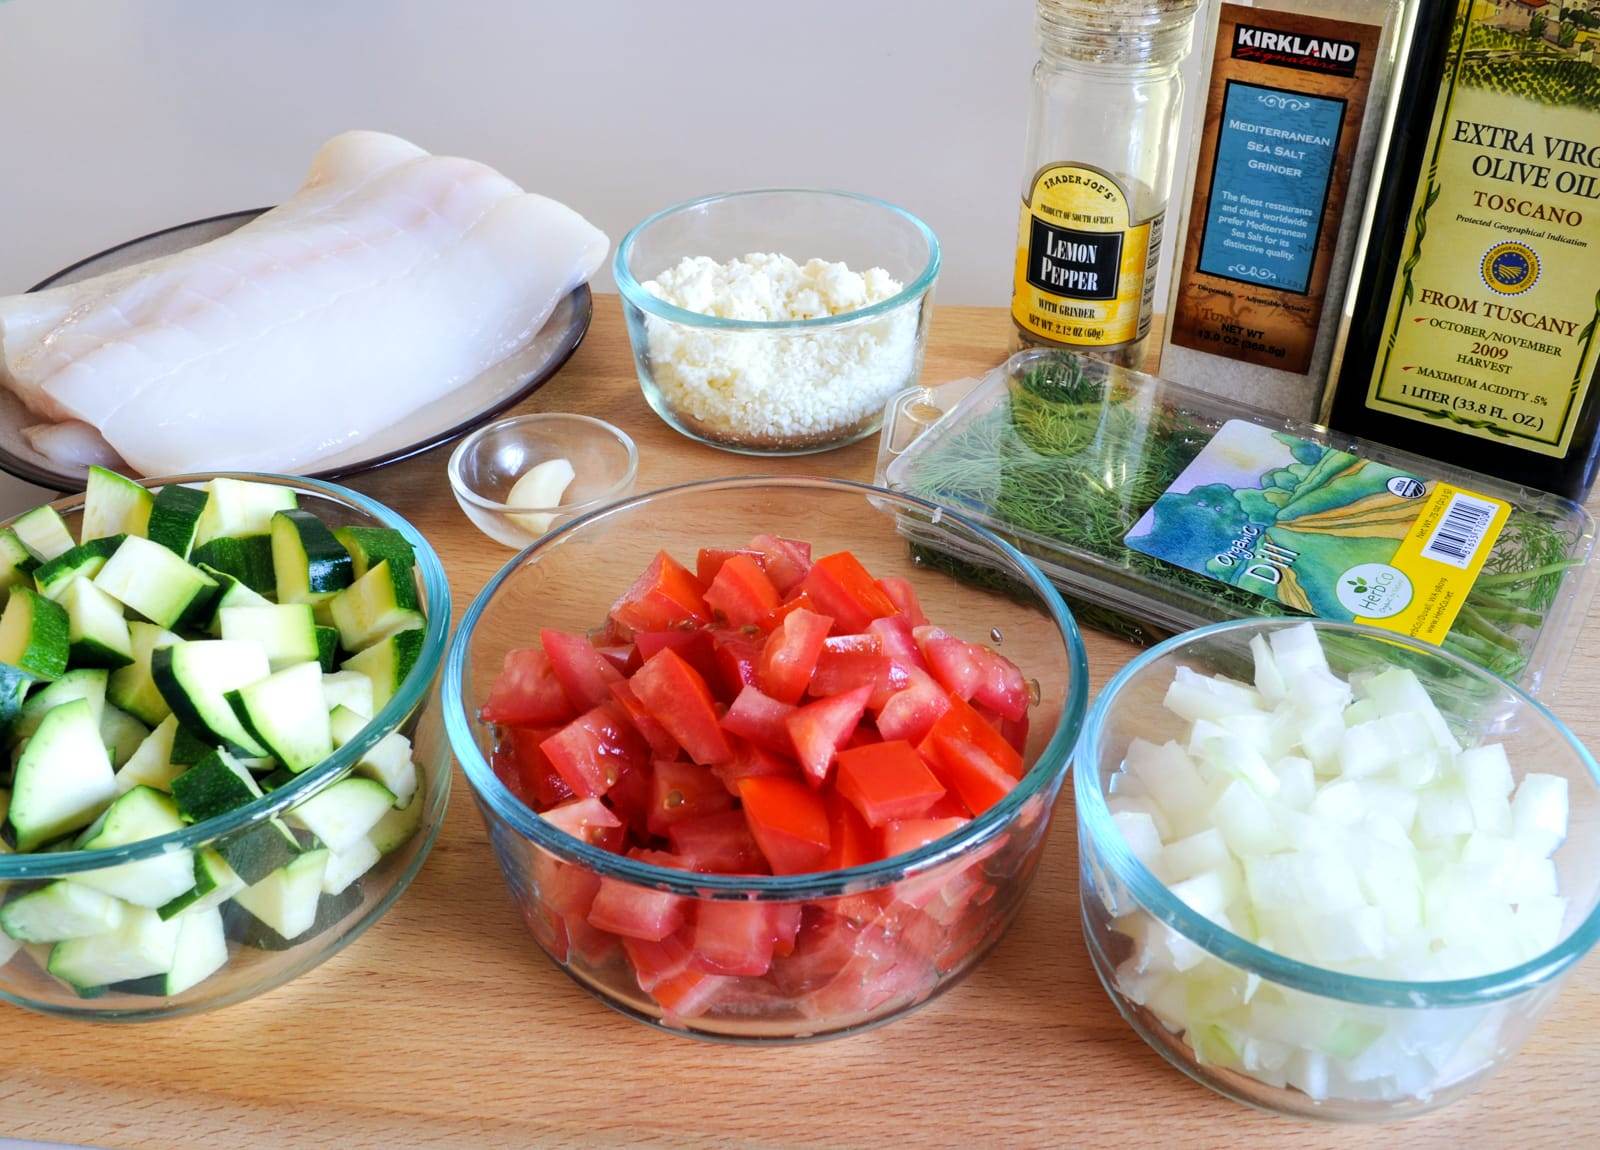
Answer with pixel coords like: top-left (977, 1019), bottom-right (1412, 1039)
top-left (1365, 1), bottom-right (1600, 458)
top-left (1170, 6), bottom-right (1383, 374)
top-left (1125, 419), bottom-right (1509, 644)
top-left (1011, 164), bottom-right (1159, 349)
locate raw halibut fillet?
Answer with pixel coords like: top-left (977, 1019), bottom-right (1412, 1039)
top-left (0, 131), bottom-right (608, 475)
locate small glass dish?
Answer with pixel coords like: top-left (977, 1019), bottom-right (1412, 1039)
top-left (1076, 617), bottom-right (1600, 1120)
top-left (615, 189), bottom-right (940, 456)
top-left (444, 476), bottom-right (1088, 1041)
top-left (0, 473), bottom-right (452, 1021)
top-left (448, 414), bottom-right (638, 548)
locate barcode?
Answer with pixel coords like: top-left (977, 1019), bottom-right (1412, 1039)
top-left (1422, 491), bottom-right (1498, 569)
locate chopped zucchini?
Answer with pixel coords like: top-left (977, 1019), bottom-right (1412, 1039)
top-left (93, 536), bottom-right (219, 628)
top-left (328, 559), bottom-right (423, 652)
top-left (145, 483), bottom-right (208, 559)
top-left (107, 621), bottom-right (181, 726)
top-left (47, 905), bottom-right (179, 990)
top-left (17, 667), bottom-right (107, 738)
top-left (0, 586), bottom-right (69, 680)
top-left (114, 905), bottom-right (227, 995)
top-left (32, 535), bottom-right (124, 601)
top-left (320, 837), bottom-right (381, 896)
top-left (314, 625), bottom-right (338, 672)
top-left (214, 817), bottom-right (301, 884)
top-left (0, 881), bottom-right (126, 943)
top-left (225, 661), bottom-right (330, 773)
top-left (219, 604), bottom-right (318, 672)
top-left (157, 848), bottom-right (244, 919)
top-left (224, 883), bottom-right (360, 951)
top-left (81, 467), bottom-right (153, 542)
top-left (202, 565), bottom-right (272, 635)
top-left (0, 663), bottom-right (35, 739)
top-left (340, 628), bottom-right (424, 714)
top-left (169, 723), bottom-right (216, 767)
top-left (194, 478), bottom-right (299, 547)
top-left (62, 577), bottom-right (133, 669)
top-left (70, 785), bottom-right (194, 907)
top-left (7, 698), bottom-right (116, 850)
top-left (170, 748), bottom-right (262, 824)
top-left (332, 526), bottom-right (415, 580)
top-left (271, 510), bottom-right (352, 606)
top-left (0, 529), bottom-right (38, 595)
top-left (114, 715), bottom-right (181, 795)
top-left (11, 505), bottom-right (75, 563)
top-left (190, 535), bottom-right (276, 594)
top-left (230, 849), bottom-right (329, 941)
top-left (321, 669), bottom-right (374, 718)
top-left (284, 776), bottom-right (395, 852)
top-left (151, 640), bottom-right (270, 756)
top-left (99, 704), bottom-right (149, 769)
top-left (368, 790), bottom-right (424, 855)
top-left (329, 705), bottom-right (417, 807)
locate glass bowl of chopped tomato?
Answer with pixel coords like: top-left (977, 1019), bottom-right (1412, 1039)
top-left (444, 476), bottom-right (1087, 1040)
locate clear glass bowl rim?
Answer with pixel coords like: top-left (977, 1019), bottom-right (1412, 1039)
top-left (612, 189), bottom-right (942, 332)
top-left (0, 472), bottom-right (452, 879)
top-left (1074, 616), bottom-right (1600, 1008)
top-left (446, 413), bottom-right (640, 514)
top-left (444, 474), bottom-right (1088, 898)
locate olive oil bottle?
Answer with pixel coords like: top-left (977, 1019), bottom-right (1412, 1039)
top-left (1328, 1), bottom-right (1600, 500)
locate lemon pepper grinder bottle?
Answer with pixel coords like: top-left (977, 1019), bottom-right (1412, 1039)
top-left (1011, 0), bottom-right (1202, 367)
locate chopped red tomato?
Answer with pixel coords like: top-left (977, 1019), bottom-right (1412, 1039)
top-left (587, 876), bottom-right (685, 941)
top-left (880, 816), bottom-right (970, 859)
top-left (971, 648), bottom-right (1030, 722)
top-left (603, 760), bottom-right (653, 840)
top-left (668, 810), bottom-right (768, 873)
top-left (481, 648), bottom-right (572, 727)
top-left (875, 667), bottom-right (951, 744)
top-left (766, 589), bottom-right (820, 628)
top-left (712, 739), bottom-right (797, 797)
top-left (758, 607), bottom-right (833, 704)
top-left (923, 693), bottom-right (1026, 778)
top-left (647, 759), bottom-right (732, 836)
top-left (785, 686), bottom-right (871, 787)
top-left (922, 732), bottom-right (1018, 815)
top-left (822, 790), bottom-right (876, 871)
top-left (810, 648), bottom-right (911, 710)
top-left (630, 648), bottom-right (733, 765)
top-left (500, 725), bottom-right (574, 809)
top-left (540, 628), bottom-right (623, 711)
top-left (540, 707), bottom-right (649, 799)
top-left (877, 576), bottom-right (929, 628)
top-left (748, 534), bottom-right (812, 593)
top-left (868, 614), bottom-right (929, 672)
top-left (800, 552), bottom-right (899, 633)
top-left (704, 553), bottom-right (783, 628)
top-left (696, 547), bottom-right (766, 586)
top-left (634, 629), bottom-right (720, 687)
top-left (594, 644), bottom-right (641, 676)
top-left (692, 901), bottom-right (779, 977)
top-left (709, 629), bottom-right (763, 699)
top-left (924, 791), bottom-right (972, 820)
top-left (608, 679), bottom-right (681, 759)
top-left (834, 740), bottom-right (947, 827)
top-left (610, 551), bottom-right (709, 633)
top-left (772, 913), bottom-right (860, 995)
top-left (915, 626), bottom-right (1030, 721)
top-left (770, 903), bottom-right (804, 957)
top-left (720, 684), bottom-right (796, 756)
top-left (738, 776), bottom-right (831, 875)
top-left (539, 796), bottom-right (625, 853)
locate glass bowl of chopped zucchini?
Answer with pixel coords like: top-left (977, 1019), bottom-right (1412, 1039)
top-left (1076, 618), bottom-right (1599, 1120)
top-left (0, 468), bottom-right (451, 1020)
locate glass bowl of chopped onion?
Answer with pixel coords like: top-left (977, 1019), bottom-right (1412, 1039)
top-left (1075, 618), bottom-right (1599, 1120)
top-left (614, 190), bottom-right (940, 455)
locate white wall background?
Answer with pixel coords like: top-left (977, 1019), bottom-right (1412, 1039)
top-left (0, 0), bottom-right (1203, 512)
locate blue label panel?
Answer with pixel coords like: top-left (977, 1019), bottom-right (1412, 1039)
top-left (1196, 80), bottom-right (1346, 295)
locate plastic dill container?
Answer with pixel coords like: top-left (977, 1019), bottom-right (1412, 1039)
top-left (875, 349), bottom-right (1597, 699)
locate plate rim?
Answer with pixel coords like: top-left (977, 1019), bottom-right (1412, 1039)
top-left (6, 207), bottom-right (594, 492)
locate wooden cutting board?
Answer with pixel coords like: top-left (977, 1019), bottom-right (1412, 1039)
top-left (1, 303), bottom-right (1595, 1149)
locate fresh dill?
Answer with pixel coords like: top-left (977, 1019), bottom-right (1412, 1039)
top-left (901, 355), bottom-right (1584, 681)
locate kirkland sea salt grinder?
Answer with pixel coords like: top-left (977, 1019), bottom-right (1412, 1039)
top-left (1011, 0), bottom-right (1202, 367)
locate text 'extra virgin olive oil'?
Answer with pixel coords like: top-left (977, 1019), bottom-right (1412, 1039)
top-left (1330, 1), bottom-right (1600, 499)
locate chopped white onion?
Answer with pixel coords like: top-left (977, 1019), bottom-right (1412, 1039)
top-left (1104, 623), bottom-right (1571, 1105)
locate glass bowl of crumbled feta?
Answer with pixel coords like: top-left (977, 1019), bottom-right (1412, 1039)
top-left (615, 190), bottom-right (940, 455)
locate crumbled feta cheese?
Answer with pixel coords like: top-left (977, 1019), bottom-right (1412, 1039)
top-left (639, 253), bottom-right (921, 447)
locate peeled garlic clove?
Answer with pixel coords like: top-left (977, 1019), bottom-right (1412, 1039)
top-left (506, 457), bottom-right (576, 534)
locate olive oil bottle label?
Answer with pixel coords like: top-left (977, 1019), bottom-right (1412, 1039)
top-left (1125, 419), bottom-right (1508, 646)
top-left (1170, 6), bottom-right (1383, 374)
top-left (1365, 3), bottom-right (1600, 459)
top-left (1011, 164), bottom-right (1159, 348)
